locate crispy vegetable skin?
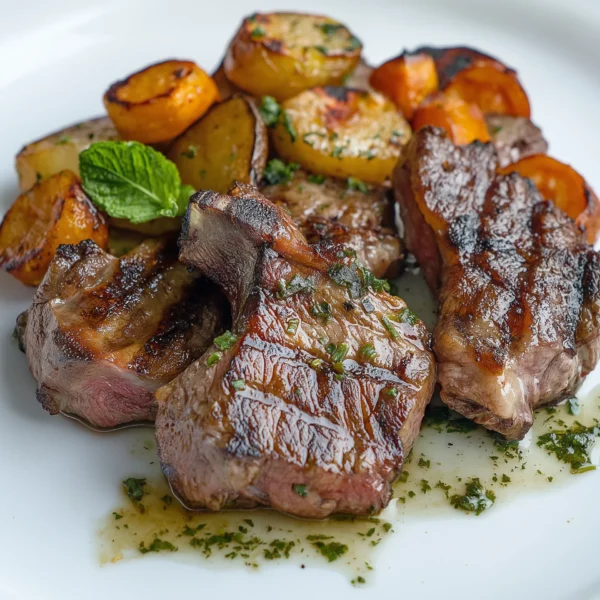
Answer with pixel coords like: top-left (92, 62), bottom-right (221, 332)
top-left (370, 53), bottom-right (439, 119)
top-left (0, 171), bottom-right (108, 285)
top-left (411, 93), bottom-right (490, 145)
top-left (499, 155), bottom-right (600, 244)
top-left (417, 46), bottom-right (531, 117)
top-left (224, 12), bottom-right (361, 100)
top-left (168, 94), bottom-right (268, 193)
top-left (212, 62), bottom-right (242, 100)
top-left (16, 117), bottom-right (119, 192)
top-left (272, 86), bottom-right (411, 184)
top-left (104, 60), bottom-right (219, 144)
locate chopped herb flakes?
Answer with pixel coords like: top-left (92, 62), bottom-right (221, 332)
top-left (359, 343), bottom-right (378, 360)
top-left (250, 26), bottom-right (266, 38)
top-left (263, 159), bottom-right (299, 185)
top-left (214, 330), bottom-right (237, 351)
top-left (537, 422), bottom-right (600, 473)
top-left (450, 478), bottom-right (495, 515)
top-left (293, 483), bottom-right (308, 497)
top-left (207, 352), bottom-right (222, 366)
top-left (418, 457), bottom-right (430, 469)
top-left (123, 477), bottom-right (146, 502)
top-left (327, 342), bottom-right (349, 363)
top-left (258, 96), bottom-right (281, 127)
top-left (113, 512), bottom-right (123, 520)
top-left (282, 111), bottom-right (297, 142)
top-left (318, 23), bottom-right (344, 36)
top-left (568, 397), bottom-right (580, 415)
top-left (307, 173), bottom-right (326, 184)
top-left (276, 274), bottom-right (316, 298)
top-left (139, 538), bottom-right (177, 554)
top-left (310, 301), bottom-right (332, 322)
top-left (286, 318), bottom-right (300, 335)
top-left (308, 538), bottom-right (348, 562)
top-left (309, 358), bottom-right (323, 370)
top-left (396, 307), bottom-right (419, 326)
top-left (55, 135), bottom-right (71, 145)
top-left (180, 145), bottom-right (198, 159)
top-left (381, 315), bottom-right (399, 339)
top-left (346, 177), bottom-right (369, 193)
top-left (328, 261), bottom-right (390, 299)
top-left (231, 379), bottom-right (246, 391)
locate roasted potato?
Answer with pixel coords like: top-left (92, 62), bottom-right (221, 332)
top-left (0, 171), bottom-right (108, 286)
top-left (417, 46), bottom-right (531, 118)
top-left (412, 93), bottom-right (490, 145)
top-left (16, 117), bottom-right (119, 192)
top-left (224, 12), bottom-right (362, 100)
top-left (212, 61), bottom-right (242, 100)
top-left (499, 155), bottom-right (600, 244)
top-left (370, 53), bottom-right (439, 119)
top-left (104, 60), bottom-right (219, 144)
top-left (168, 94), bottom-right (268, 193)
top-left (272, 87), bottom-right (411, 184)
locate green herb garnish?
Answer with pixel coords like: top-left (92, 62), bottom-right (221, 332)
top-left (293, 483), bottom-right (308, 497)
top-left (258, 96), bottom-right (281, 127)
top-left (327, 342), bottom-right (349, 363)
top-left (286, 318), bottom-right (300, 335)
top-left (450, 478), bottom-right (495, 515)
top-left (263, 159), bottom-right (300, 185)
top-left (381, 315), bottom-right (399, 339)
top-left (307, 174), bottom-right (327, 184)
top-left (396, 307), bottom-right (419, 326)
top-left (123, 477), bottom-right (147, 502)
top-left (80, 141), bottom-right (193, 223)
top-left (346, 177), bottom-right (369, 193)
top-left (308, 538), bottom-right (348, 562)
top-left (276, 274), bottom-right (316, 298)
top-left (207, 352), bottom-right (222, 366)
top-left (251, 26), bottom-right (266, 38)
top-left (55, 135), bottom-right (71, 145)
top-left (311, 301), bottom-right (332, 323)
top-left (318, 23), bottom-right (344, 36)
top-left (282, 111), bottom-right (297, 142)
top-left (537, 422), bottom-right (600, 473)
top-left (139, 538), bottom-right (177, 554)
top-left (180, 145), bottom-right (198, 158)
top-left (359, 343), bottom-right (378, 360)
top-left (214, 330), bottom-right (237, 351)
top-left (231, 379), bottom-right (246, 391)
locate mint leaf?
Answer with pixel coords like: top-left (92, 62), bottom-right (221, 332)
top-left (80, 141), bottom-right (191, 224)
top-left (178, 184), bottom-right (196, 216)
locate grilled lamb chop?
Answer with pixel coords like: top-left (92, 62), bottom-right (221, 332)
top-left (155, 184), bottom-right (435, 518)
top-left (485, 113), bottom-right (549, 168)
top-left (261, 170), bottom-right (403, 277)
top-left (22, 237), bottom-right (226, 429)
top-left (394, 126), bottom-right (600, 439)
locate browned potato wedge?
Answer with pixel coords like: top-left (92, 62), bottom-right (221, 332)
top-left (272, 87), bottom-right (411, 184)
top-left (0, 171), bottom-right (108, 286)
top-left (224, 12), bottom-right (362, 100)
top-left (15, 117), bottom-right (119, 192)
top-left (167, 94), bottom-right (268, 193)
top-left (104, 60), bottom-right (220, 144)
top-left (212, 61), bottom-right (242, 100)
top-left (109, 216), bottom-right (182, 236)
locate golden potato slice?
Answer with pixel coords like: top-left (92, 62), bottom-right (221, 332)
top-left (15, 117), bottom-right (119, 192)
top-left (104, 60), bottom-right (219, 144)
top-left (224, 12), bottom-right (361, 100)
top-left (272, 87), bottom-right (411, 184)
top-left (0, 171), bottom-right (108, 286)
top-left (167, 94), bottom-right (268, 193)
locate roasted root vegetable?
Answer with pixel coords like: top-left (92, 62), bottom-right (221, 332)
top-left (104, 60), bottom-right (219, 144)
top-left (0, 171), bottom-right (108, 286)
top-left (212, 62), bottom-right (242, 100)
top-left (168, 94), bottom-right (268, 193)
top-left (224, 12), bottom-right (362, 100)
top-left (416, 46), bottom-right (531, 118)
top-left (499, 155), bottom-right (600, 244)
top-left (369, 53), bottom-right (439, 119)
top-left (412, 93), bottom-right (490, 145)
top-left (272, 87), bottom-right (411, 184)
top-left (15, 117), bottom-right (119, 192)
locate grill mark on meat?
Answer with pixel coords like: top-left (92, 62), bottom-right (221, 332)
top-left (394, 126), bottom-right (600, 439)
top-left (155, 184), bottom-right (435, 518)
top-left (21, 237), bottom-right (227, 429)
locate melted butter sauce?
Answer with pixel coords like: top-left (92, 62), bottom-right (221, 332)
top-left (100, 269), bottom-right (600, 583)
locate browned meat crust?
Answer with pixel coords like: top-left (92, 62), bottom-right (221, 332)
top-left (155, 184), bottom-right (435, 518)
top-left (485, 113), bottom-right (549, 168)
top-left (22, 237), bottom-right (227, 429)
top-left (394, 127), bottom-right (600, 439)
top-left (261, 170), bottom-right (403, 278)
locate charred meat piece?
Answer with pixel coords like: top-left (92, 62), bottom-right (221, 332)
top-left (394, 127), bottom-right (600, 439)
top-left (485, 113), bottom-right (548, 168)
top-left (155, 184), bottom-right (435, 518)
top-left (22, 238), bottom-right (226, 429)
top-left (261, 169), bottom-right (403, 277)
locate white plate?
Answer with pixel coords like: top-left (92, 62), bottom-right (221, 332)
top-left (1, 1), bottom-right (600, 598)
